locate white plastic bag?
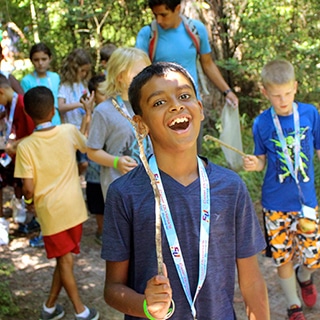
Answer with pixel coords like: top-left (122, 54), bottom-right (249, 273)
top-left (219, 102), bottom-right (244, 171)
top-left (0, 217), bottom-right (9, 245)
top-left (11, 195), bottom-right (26, 224)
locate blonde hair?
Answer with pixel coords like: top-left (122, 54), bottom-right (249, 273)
top-left (100, 47), bottom-right (151, 97)
top-left (261, 60), bottom-right (295, 87)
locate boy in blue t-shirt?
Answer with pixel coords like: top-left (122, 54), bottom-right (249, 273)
top-left (244, 59), bottom-right (320, 320)
top-left (102, 62), bottom-right (269, 320)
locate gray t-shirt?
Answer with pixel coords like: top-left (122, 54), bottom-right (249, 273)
top-left (102, 159), bottom-right (266, 319)
top-left (87, 97), bottom-right (147, 198)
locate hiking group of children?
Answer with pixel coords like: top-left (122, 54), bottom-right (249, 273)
top-left (0, 0), bottom-right (319, 320)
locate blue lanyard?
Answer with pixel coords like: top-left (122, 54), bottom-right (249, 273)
top-left (33, 71), bottom-right (52, 90)
top-left (116, 95), bottom-right (132, 117)
top-left (73, 82), bottom-right (86, 115)
top-left (149, 155), bottom-right (210, 320)
top-left (115, 95), bottom-right (149, 152)
top-left (271, 103), bottom-right (305, 206)
top-left (5, 92), bottom-right (18, 143)
top-left (271, 103), bottom-right (300, 183)
top-left (34, 121), bottom-right (53, 131)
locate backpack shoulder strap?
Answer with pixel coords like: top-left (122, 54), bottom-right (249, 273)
top-left (148, 20), bottom-right (158, 61)
top-left (180, 15), bottom-right (201, 54)
top-left (148, 15), bottom-right (201, 61)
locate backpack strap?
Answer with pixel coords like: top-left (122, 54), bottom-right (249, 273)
top-left (180, 15), bottom-right (200, 54)
top-left (148, 20), bottom-right (158, 61)
top-left (148, 14), bottom-right (200, 61)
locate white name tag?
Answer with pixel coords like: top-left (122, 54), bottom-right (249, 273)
top-left (302, 205), bottom-right (317, 221)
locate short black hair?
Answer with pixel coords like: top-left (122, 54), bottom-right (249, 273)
top-left (24, 86), bottom-right (54, 121)
top-left (148, 0), bottom-right (181, 11)
top-left (88, 75), bottom-right (106, 94)
top-left (128, 62), bottom-right (196, 116)
top-left (29, 42), bottom-right (52, 60)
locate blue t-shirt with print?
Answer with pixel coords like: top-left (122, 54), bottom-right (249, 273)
top-left (253, 101), bottom-right (320, 211)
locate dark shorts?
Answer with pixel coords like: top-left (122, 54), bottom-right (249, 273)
top-left (76, 150), bottom-right (88, 164)
top-left (43, 223), bottom-right (83, 259)
top-left (0, 156), bottom-right (22, 188)
top-left (86, 182), bottom-right (104, 214)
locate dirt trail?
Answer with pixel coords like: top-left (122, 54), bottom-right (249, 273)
top-left (1, 186), bottom-right (320, 319)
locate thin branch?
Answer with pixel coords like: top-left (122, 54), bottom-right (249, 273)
top-left (204, 134), bottom-right (246, 156)
top-left (111, 99), bottom-right (164, 275)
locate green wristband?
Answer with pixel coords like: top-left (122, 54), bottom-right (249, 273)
top-left (143, 299), bottom-right (155, 320)
top-left (113, 156), bottom-right (119, 169)
top-left (143, 299), bottom-right (175, 320)
top-left (24, 197), bottom-right (33, 205)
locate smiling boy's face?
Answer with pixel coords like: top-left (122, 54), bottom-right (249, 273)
top-left (134, 71), bottom-right (204, 153)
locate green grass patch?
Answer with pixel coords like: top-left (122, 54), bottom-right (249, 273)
top-left (0, 262), bottom-right (19, 316)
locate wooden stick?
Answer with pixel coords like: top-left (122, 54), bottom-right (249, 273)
top-left (203, 134), bottom-right (247, 157)
top-left (111, 99), bottom-right (164, 275)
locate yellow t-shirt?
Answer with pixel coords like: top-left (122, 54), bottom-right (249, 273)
top-left (14, 124), bottom-right (88, 236)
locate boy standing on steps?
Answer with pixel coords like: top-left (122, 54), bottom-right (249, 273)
top-left (244, 59), bottom-right (320, 320)
top-left (14, 86), bottom-right (99, 320)
top-left (102, 62), bottom-right (269, 319)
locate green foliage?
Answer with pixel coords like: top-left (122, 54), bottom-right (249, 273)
top-left (0, 262), bottom-right (19, 316)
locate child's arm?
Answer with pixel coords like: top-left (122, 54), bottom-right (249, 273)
top-left (21, 178), bottom-right (34, 200)
top-left (316, 150), bottom-right (320, 161)
top-left (79, 93), bottom-right (95, 136)
top-left (104, 260), bottom-right (172, 319)
top-left (87, 148), bottom-right (138, 175)
top-left (243, 154), bottom-right (266, 172)
top-left (58, 97), bottom-right (84, 114)
top-left (237, 255), bottom-right (270, 320)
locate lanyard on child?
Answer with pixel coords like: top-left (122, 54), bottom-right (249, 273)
top-left (34, 121), bottom-right (53, 131)
top-left (271, 103), bottom-right (300, 184)
top-left (33, 72), bottom-right (52, 90)
top-left (116, 95), bottom-right (132, 117)
top-left (73, 82), bottom-right (86, 115)
top-left (149, 155), bottom-right (210, 320)
top-left (5, 92), bottom-right (18, 143)
top-left (271, 103), bottom-right (305, 206)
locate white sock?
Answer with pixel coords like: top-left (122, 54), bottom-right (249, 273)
top-left (76, 306), bottom-right (90, 318)
top-left (297, 265), bottom-right (313, 283)
top-left (279, 273), bottom-right (301, 308)
top-left (43, 303), bottom-right (56, 314)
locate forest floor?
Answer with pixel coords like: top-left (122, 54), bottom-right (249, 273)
top-left (1, 185), bottom-right (320, 320)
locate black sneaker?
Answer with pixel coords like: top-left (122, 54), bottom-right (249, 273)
top-left (18, 217), bottom-right (40, 234)
top-left (40, 304), bottom-right (65, 320)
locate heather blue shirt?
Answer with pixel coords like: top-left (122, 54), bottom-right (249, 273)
top-left (102, 158), bottom-right (265, 320)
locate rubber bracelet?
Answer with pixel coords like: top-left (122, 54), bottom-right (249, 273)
top-left (143, 299), bottom-right (175, 320)
top-left (24, 198), bottom-right (33, 204)
top-left (223, 88), bottom-right (232, 96)
top-left (143, 299), bottom-right (155, 320)
top-left (113, 156), bottom-right (119, 169)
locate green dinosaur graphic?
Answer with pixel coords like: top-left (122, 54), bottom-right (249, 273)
top-left (270, 127), bottom-right (309, 183)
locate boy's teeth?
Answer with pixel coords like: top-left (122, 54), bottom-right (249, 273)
top-left (170, 117), bottom-right (188, 126)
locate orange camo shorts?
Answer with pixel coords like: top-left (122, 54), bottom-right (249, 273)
top-left (263, 208), bottom-right (320, 268)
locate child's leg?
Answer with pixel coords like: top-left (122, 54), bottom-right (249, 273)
top-left (96, 214), bottom-right (103, 235)
top-left (55, 252), bottom-right (85, 314)
top-left (277, 261), bottom-right (301, 308)
top-left (44, 263), bottom-right (63, 308)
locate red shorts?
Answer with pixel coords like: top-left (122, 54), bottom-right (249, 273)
top-left (43, 224), bottom-right (83, 259)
